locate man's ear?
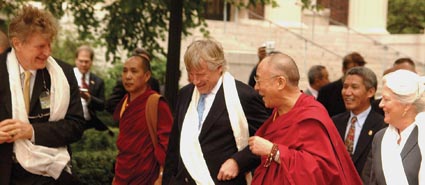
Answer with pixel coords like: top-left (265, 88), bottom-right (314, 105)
top-left (277, 76), bottom-right (287, 90)
top-left (11, 37), bottom-right (21, 50)
top-left (367, 87), bottom-right (376, 99)
top-left (144, 71), bottom-right (152, 83)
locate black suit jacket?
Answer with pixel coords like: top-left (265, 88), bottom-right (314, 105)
top-left (83, 72), bottom-right (107, 131)
top-left (0, 49), bottom-right (85, 185)
top-left (317, 78), bottom-right (345, 117)
top-left (371, 98), bottom-right (384, 116)
top-left (163, 80), bottom-right (269, 185)
top-left (369, 126), bottom-right (421, 185)
top-left (332, 110), bottom-right (386, 176)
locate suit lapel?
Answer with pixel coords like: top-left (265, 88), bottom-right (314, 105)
top-left (89, 73), bottom-right (96, 93)
top-left (401, 126), bottom-right (418, 159)
top-left (0, 57), bottom-right (12, 117)
top-left (336, 112), bottom-right (350, 139)
top-left (352, 112), bottom-right (377, 162)
top-left (199, 85), bottom-right (226, 140)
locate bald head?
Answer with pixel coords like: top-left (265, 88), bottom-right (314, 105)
top-left (261, 53), bottom-right (300, 87)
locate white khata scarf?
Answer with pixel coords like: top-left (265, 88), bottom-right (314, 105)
top-left (381, 112), bottom-right (425, 185)
top-left (180, 72), bottom-right (250, 184)
top-left (7, 49), bottom-right (71, 179)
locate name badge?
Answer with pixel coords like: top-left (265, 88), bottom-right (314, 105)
top-left (39, 91), bottom-right (50, 110)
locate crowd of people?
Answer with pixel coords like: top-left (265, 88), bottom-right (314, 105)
top-left (0, 5), bottom-right (424, 185)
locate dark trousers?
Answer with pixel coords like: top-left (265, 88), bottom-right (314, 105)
top-left (10, 162), bottom-right (81, 185)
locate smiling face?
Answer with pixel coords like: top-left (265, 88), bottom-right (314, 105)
top-left (254, 59), bottom-right (281, 109)
top-left (188, 59), bottom-right (222, 95)
top-left (342, 74), bottom-right (375, 115)
top-left (12, 33), bottom-right (51, 70)
top-left (122, 56), bottom-right (150, 99)
top-left (379, 86), bottom-right (407, 126)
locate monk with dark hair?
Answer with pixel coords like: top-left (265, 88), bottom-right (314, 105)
top-left (112, 55), bottom-right (173, 185)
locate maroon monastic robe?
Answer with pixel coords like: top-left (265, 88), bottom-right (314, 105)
top-left (252, 94), bottom-right (361, 185)
top-left (113, 89), bottom-right (173, 185)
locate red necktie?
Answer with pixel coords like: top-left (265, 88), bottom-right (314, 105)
top-left (82, 73), bottom-right (89, 89)
top-left (345, 116), bottom-right (357, 154)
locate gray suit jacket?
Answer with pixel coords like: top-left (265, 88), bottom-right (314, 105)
top-left (368, 126), bottom-right (421, 185)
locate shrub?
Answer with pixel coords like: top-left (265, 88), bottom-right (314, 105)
top-left (71, 128), bottom-right (119, 185)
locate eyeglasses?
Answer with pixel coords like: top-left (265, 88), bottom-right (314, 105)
top-left (254, 75), bottom-right (281, 85)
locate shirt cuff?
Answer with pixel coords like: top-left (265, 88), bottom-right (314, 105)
top-left (31, 129), bottom-right (35, 143)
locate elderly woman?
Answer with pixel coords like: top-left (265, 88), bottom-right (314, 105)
top-left (369, 69), bottom-right (424, 185)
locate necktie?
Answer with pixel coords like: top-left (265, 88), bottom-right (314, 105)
top-left (345, 116), bottom-right (357, 154)
top-left (81, 73), bottom-right (89, 89)
top-left (197, 94), bottom-right (206, 130)
top-left (23, 71), bottom-right (31, 113)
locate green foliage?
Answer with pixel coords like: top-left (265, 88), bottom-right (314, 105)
top-left (299, 0), bottom-right (323, 11)
top-left (0, 0), bottom-right (209, 62)
top-left (71, 128), bottom-right (119, 185)
top-left (151, 55), bottom-right (167, 85)
top-left (51, 31), bottom-right (81, 65)
top-left (387, 0), bottom-right (425, 34)
top-left (0, 0), bottom-right (273, 62)
top-left (100, 62), bottom-right (124, 100)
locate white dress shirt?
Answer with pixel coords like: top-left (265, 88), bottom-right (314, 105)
top-left (73, 67), bottom-right (91, 120)
top-left (199, 76), bottom-right (223, 125)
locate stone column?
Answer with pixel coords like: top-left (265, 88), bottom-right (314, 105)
top-left (348, 0), bottom-right (388, 34)
top-left (264, 0), bottom-right (303, 27)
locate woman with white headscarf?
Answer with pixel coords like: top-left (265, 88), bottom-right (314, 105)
top-left (369, 69), bottom-right (424, 185)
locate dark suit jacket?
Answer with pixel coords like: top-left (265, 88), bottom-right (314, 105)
top-left (317, 78), bottom-right (345, 117)
top-left (163, 80), bottom-right (269, 185)
top-left (83, 72), bottom-right (107, 131)
top-left (248, 64), bottom-right (257, 87)
top-left (332, 110), bottom-right (386, 177)
top-left (371, 98), bottom-right (384, 116)
top-left (369, 126), bottom-right (421, 185)
top-left (0, 49), bottom-right (85, 185)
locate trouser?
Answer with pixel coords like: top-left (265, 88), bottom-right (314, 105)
top-left (10, 162), bottom-right (82, 185)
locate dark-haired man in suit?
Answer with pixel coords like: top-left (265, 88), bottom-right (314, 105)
top-left (73, 45), bottom-right (109, 131)
top-left (318, 52), bottom-right (366, 116)
top-left (331, 66), bottom-right (386, 183)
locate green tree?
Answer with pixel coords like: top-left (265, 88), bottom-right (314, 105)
top-left (387, 0), bottom-right (425, 34)
top-left (0, 0), bottom-right (275, 61)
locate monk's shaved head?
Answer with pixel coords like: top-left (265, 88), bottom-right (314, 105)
top-left (261, 53), bottom-right (300, 86)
